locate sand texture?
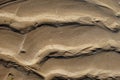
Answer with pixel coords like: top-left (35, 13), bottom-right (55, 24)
top-left (0, 0), bottom-right (120, 80)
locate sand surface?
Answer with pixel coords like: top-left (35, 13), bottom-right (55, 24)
top-left (0, 0), bottom-right (120, 80)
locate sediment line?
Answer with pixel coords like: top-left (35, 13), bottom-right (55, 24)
top-left (0, 22), bottom-right (95, 34)
top-left (39, 47), bottom-right (120, 64)
top-left (0, 21), bottom-right (119, 35)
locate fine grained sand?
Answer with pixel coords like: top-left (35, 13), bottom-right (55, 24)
top-left (0, 0), bottom-right (120, 80)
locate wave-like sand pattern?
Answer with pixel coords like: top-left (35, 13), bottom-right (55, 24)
top-left (0, 0), bottom-right (120, 80)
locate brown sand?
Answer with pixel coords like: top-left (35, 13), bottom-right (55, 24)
top-left (0, 0), bottom-right (120, 80)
